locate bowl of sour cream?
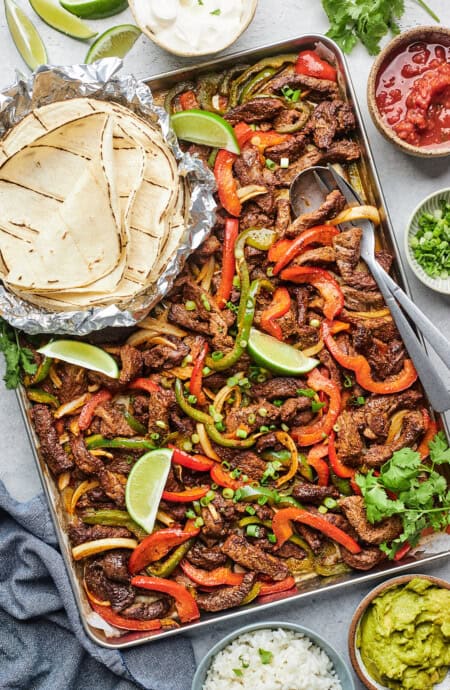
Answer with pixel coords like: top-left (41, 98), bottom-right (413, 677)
top-left (129, 0), bottom-right (258, 57)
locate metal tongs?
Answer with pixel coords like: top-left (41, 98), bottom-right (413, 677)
top-left (290, 165), bottom-right (450, 412)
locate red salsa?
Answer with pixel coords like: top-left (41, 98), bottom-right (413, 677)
top-left (375, 42), bottom-right (450, 148)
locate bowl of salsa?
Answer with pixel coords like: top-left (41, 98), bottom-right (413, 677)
top-left (367, 26), bottom-right (450, 157)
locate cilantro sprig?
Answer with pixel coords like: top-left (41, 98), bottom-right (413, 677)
top-left (0, 318), bottom-right (37, 389)
top-left (321, 0), bottom-right (440, 55)
top-left (356, 432), bottom-right (450, 558)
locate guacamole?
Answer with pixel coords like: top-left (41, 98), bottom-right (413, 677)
top-left (357, 577), bottom-right (450, 690)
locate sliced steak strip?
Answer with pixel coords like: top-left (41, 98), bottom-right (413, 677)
top-left (32, 404), bottom-right (74, 475)
top-left (95, 402), bottom-right (135, 439)
top-left (341, 288), bottom-right (385, 312)
top-left (363, 410), bottom-right (426, 468)
top-left (98, 468), bottom-right (126, 508)
top-left (68, 523), bottom-right (133, 546)
top-left (143, 339), bottom-right (189, 371)
top-left (84, 558), bottom-right (135, 612)
top-left (121, 598), bottom-right (171, 620)
top-left (265, 132), bottom-right (307, 164)
top-left (341, 545), bottom-right (385, 571)
top-left (234, 145), bottom-right (277, 188)
top-left (222, 534), bottom-right (289, 580)
top-left (225, 402), bottom-right (280, 434)
top-left (335, 410), bottom-right (364, 467)
top-left (251, 377), bottom-right (303, 400)
top-left (275, 197), bottom-right (291, 235)
top-left (118, 345), bottom-right (143, 385)
top-left (224, 98), bottom-right (285, 124)
top-left (306, 99), bottom-right (356, 149)
top-left (100, 550), bottom-right (131, 583)
top-left (228, 451), bottom-right (267, 482)
top-left (339, 496), bottom-right (402, 545)
top-left (274, 141), bottom-right (361, 186)
top-left (268, 72), bottom-right (339, 101)
top-left (196, 572), bottom-right (256, 612)
top-left (70, 434), bottom-right (103, 475)
top-left (353, 324), bottom-right (406, 380)
top-left (285, 190), bottom-right (346, 237)
top-left (186, 542), bottom-right (227, 571)
top-left (292, 483), bottom-right (339, 505)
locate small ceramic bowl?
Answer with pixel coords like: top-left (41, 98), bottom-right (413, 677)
top-left (192, 620), bottom-right (355, 690)
top-left (349, 574), bottom-right (450, 690)
top-left (405, 187), bottom-right (450, 294)
top-left (129, 0), bottom-right (258, 58)
top-left (367, 26), bottom-right (450, 158)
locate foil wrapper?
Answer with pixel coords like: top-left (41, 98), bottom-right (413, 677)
top-left (0, 59), bottom-right (216, 335)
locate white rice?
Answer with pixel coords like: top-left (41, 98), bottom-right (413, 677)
top-left (202, 628), bottom-right (343, 690)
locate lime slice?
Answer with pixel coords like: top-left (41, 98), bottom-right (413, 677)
top-left (247, 328), bottom-right (319, 376)
top-left (5, 0), bottom-right (47, 70)
top-left (125, 449), bottom-right (172, 533)
top-left (60, 0), bottom-right (127, 19)
top-left (170, 110), bottom-right (240, 154)
top-left (37, 340), bottom-right (119, 378)
top-left (85, 24), bottom-right (141, 63)
top-left (29, 0), bottom-right (97, 39)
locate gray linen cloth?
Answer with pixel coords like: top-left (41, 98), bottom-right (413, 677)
top-left (0, 481), bottom-right (196, 690)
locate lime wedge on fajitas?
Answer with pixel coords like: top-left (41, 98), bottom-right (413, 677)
top-left (37, 340), bottom-right (119, 378)
top-left (125, 449), bottom-right (172, 533)
top-left (247, 328), bottom-right (319, 376)
top-left (85, 24), bottom-right (141, 63)
top-left (29, 0), bottom-right (97, 39)
top-left (5, 0), bottom-right (47, 70)
top-left (170, 110), bottom-right (240, 154)
top-left (60, 0), bottom-right (127, 19)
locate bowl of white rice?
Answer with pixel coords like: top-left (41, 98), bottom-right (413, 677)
top-left (192, 621), bottom-right (355, 690)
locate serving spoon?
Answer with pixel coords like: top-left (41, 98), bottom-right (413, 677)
top-left (289, 165), bottom-right (450, 412)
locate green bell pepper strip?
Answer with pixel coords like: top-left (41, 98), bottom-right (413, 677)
top-left (228, 54), bottom-right (298, 107)
top-left (85, 435), bottom-right (156, 451)
top-left (206, 278), bottom-right (273, 372)
top-left (205, 423), bottom-right (260, 449)
top-left (174, 379), bottom-right (214, 425)
top-left (240, 582), bottom-right (261, 605)
top-left (164, 81), bottom-right (196, 113)
top-left (82, 509), bottom-right (147, 540)
top-left (124, 412), bottom-right (147, 436)
top-left (146, 538), bottom-right (195, 578)
top-left (239, 67), bottom-right (276, 103)
top-left (219, 63), bottom-right (250, 96)
top-left (274, 102), bottom-right (312, 133)
top-left (235, 229), bottom-right (275, 326)
top-left (27, 388), bottom-right (59, 408)
top-left (330, 471), bottom-right (352, 496)
top-left (197, 72), bottom-right (225, 112)
top-left (30, 356), bottom-right (52, 385)
top-left (262, 449), bottom-right (291, 464)
top-left (234, 484), bottom-right (303, 508)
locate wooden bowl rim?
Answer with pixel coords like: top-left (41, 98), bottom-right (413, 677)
top-left (367, 25), bottom-right (450, 158)
top-left (129, 0), bottom-right (258, 57)
top-left (348, 573), bottom-right (450, 690)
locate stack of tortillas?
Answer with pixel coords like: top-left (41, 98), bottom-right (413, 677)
top-left (0, 97), bottom-right (189, 311)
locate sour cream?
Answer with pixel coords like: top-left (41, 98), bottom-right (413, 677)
top-left (131, 0), bottom-right (255, 56)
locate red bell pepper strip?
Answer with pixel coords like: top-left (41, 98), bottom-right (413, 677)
top-left (250, 130), bottom-right (289, 151)
top-left (210, 463), bottom-right (243, 490)
top-left (234, 122), bottom-right (254, 148)
top-left (189, 340), bottom-right (209, 405)
top-left (78, 389), bottom-right (112, 431)
top-left (128, 527), bottom-right (200, 574)
top-left (131, 575), bottom-right (200, 623)
top-left (272, 507), bottom-right (361, 554)
top-left (260, 287), bottom-right (291, 341)
top-left (214, 150), bottom-right (241, 217)
top-left (180, 559), bottom-right (244, 586)
top-left (128, 378), bottom-right (161, 394)
top-left (216, 218), bottom-right (239, 309)
top-left (295, 50), bottom-right (337, 82)
top-left (292, 368), bottom-right (341, 446)
top-left (322, 320), bottom-right (418, 394)
top-left (162, 486), bottom-right (210, 502)
top-left (271, 226), bottom-right (339, 274)
top-left (88, 599), bottom-right (162, 631)
top-left (258, 576), bottom-right (296, 596)
top-left (418, 413), bottom-right (438, 460)
top-left (170, 446), bottom-right (214, 472)
top-left (307, 443), bottom-right (330, 486)
top-left (327, 431), bottom-right (355, 479)
top-left (179, 90), bottom-right (199, 110)
top-left (393, 542), bottom-right (412, 561)
top-left (281, 266), bottom-right (344, 320)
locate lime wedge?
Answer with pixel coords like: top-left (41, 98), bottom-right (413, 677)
top-left (60, 0), bottom-right (127, 18)
top-left (5, 0), bottom-right (47, 70)
top-left (125, 449), bottom-right (172, 533)
top-left (29, 0), bottom-right (97, 39)
top-left (247, 328), bottom-right (319, 376)
top-left (85, 24), bottom-right (141, 63)
top-left (37, 340), bottom-right (119, 378)
top-left (170, 110), bottom-right (240, 154)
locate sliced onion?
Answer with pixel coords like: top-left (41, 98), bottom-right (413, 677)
top-left (54, 393), bottom-right (90, 419)
top-left (69, 479), bottom-right (99, 515)
top-left (156, 509), bottom-right (176, 527)
top-left (197, 423), bottom-right (220, 461)
top-left (327, 205), bottom-right (381, 226)
top-left (301, 340), bottom-right (324, 357)
top-left (275, 431), bottom-right (298, 487)
top-left (138, 316), bottom-right (187, 337)
top-left (57, 471), bottom-right (71, 491)
top-left (165, 365), bottom-right (193, 380)
top-left (72, 538), bottom-right (137, 561)
top-left (348, 308), bottom-right (390, 319)
top-left (386, 410), bottom-right (409, 444)
top-left (237, 184), bottom-right (268, 203)
top-left (49, 365), bottom-right (62, 388)
top-left (200, 257), bottom-right (216, 292)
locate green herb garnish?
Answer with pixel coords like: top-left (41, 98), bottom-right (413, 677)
top-left (356, 432), bottom-right (450, 558)
top-left (410, 200), bottom-right (450, 279)
top-left (0, 318), bottom-right (37, 389)
top-left (258, 648), bottom-right (273, 665)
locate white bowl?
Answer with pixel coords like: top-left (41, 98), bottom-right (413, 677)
top-left (405, 187), bottom-right (450, 295)
top-left (129, 0), bottom-right (258, 58)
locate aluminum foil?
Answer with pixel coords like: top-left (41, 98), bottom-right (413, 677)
top-left (0, 59), bottom-right (217, 335)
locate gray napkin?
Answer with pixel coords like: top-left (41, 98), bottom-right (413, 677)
top-left (0, 481), bottom-right (196, 690)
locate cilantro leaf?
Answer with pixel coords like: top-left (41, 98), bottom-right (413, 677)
top-left (380, 447), bottom-right (421, 491)
top-left (0, 318), bottom-right (37, 389)
top-left (429, 431), bottom-right (450, 464)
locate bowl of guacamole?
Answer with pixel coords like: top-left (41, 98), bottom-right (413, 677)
top-left (349, 574), bottom-right (450, 690)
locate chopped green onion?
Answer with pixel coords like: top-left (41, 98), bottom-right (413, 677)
top-left (311, 401), bottom-right (325, 414)
top-left (222, 488), bottom-right (234, 499)
top-left (296, 388), bottom-right (315, 398)
top-left (258, 407), bottom-right (267, 417)
top-left (182, 440), bottom-right (193, 452)
top-left (230, 468), bottom-right (242, 479)
top-left (191, 433), bottom-right (200, 445)
top-left (280, 157), bottom-right (289, 168)
top-left (215, 421), bottom-right (225, 432)
top-left (194, 517), bottom-right (204, 527)
top-left (258, 649), bottom-right (273, 665)
top-left (259, 425), bottom-right (269, 433)
top-left (202, 366), bottom-right (211, 375)
top-left (211, 483), bottom-right (218, 490)
top-left (222, 460), bottom-right (231, 470)
top-left (187, 394), bottom-right (197, 405)
top-left (185, 509), bottom-right (196, 519)
top-left (211, 351), bottom-right (224, 361)
top-left (343, 374), bottom-right (353, 388)
top-left (332, 424), bottom-right (340, 432)
top-left (185, 300), bottom-right (196, 311)
top-left (248, 413), bottom-right (256, 424)
top-left (236, 429), bottom-right (248, 439)
top-left (239, 654), bottom-right (250, 669)
top-left (156, 420), bottom-right (167, 429)
top-left (233, 669), bottom-right (243, 677)
top-left (245, 505), bottom-right (256, 515)
top-left (309, 318), bottom-right (320, 328)
top-left (265, 158), bottom-right (276, 170)
top-left (324, 497), bottom-right (338, 509)
top-left (281, 423), bottom-right (290, 432)
top-left (246, 524), bottom-right (261, 537)
top-left (273, 399), bottom-right (283, 407)
top-left (318, 505), bottom-right (328, 514)
top-left (150, 432), bottom-right (160, 441)
top-left (267, 532), bottom-right (277, 544)
top-left (200, 294), bottom-right (211, 311)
